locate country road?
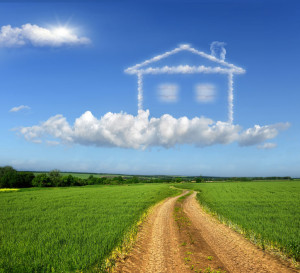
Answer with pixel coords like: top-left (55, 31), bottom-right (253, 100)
top-left (115, 191), bottom-right (298, 273)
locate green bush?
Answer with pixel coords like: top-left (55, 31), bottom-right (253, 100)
top-left (32, 174), bottom-right (52, 187)
top-left (0, 166), bottom-right (34, 188)
top-left (48, 169), bottom-right (62, 186)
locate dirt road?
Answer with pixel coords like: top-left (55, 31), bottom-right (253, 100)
top-left (115, 191), bottom-right (190, 273)
top-left (115, 191), bottom-right (298, 273)
top-left (183, 192), bottom-right (297, 273)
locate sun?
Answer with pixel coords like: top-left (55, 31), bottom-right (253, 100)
top-left (52, 27), bottom-right (72, 37)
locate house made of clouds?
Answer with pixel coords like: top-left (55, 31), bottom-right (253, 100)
top-left (125, 43), bottom-right (245, 124)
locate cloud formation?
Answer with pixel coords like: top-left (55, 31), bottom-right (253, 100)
top-left (125, 44), bottom-right (244, 74)
top-left (9, 105), bottom-right (30, 112)
top-left (0, 24), bottom-right (90, 47)
top-left (157, 84), bottom-right (178, 102)
top-left (238, 123), bottom-right (289, 146)
top-left (257, 143), bottom-right (277, 149)
top-left (18, 110), bottom-right (289, 149)
top-left (210, 41), bottom-right (226, 61)
top-left (125, 43), bottom-right (245, 123)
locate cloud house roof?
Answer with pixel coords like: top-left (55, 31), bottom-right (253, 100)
top-left (125, 44), bottom-right (245, 75)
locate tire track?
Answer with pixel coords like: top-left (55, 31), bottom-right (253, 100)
top-left (115, 191), bottom-right (298, 273)
top-left (115, 191), bottom-right (190, 273)
top-left (183, 192), bottom-right (298, 273)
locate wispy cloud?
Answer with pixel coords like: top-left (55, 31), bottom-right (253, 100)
top-left (17, 110), bottom-right (289, 149)
top-left (125, 43), bottom-right (245, 123)
top-left (0, 24), bottom-right (90, 47)
top-left (157, 84), bottom-right (178, 102)
top-left (9, 105), bottom-right (30, 112)
top-left (257, 143), bottom-right (277, 149)
top-left (46, 140), bottom-right (60, 146)
top-left (210, 41), bottom-right (226, 61)
top-left (125, 44), bottom-right (244, 74)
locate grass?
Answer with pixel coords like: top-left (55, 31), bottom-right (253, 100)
top-left (0, 184), bottom-right (179, 272)
top-left (175, 181), bottom-right (300, 261)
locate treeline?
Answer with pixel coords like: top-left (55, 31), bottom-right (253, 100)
top-left (0, 167), bottom-right (140, 188)
top-left (225, 176), bottom-right (292, 181)
top-left (0, 166), bottom-right (34, 188)
top-left (0, 166), bottom-right (293, 189)
top-left (0, 166), bottom-right (192, 188)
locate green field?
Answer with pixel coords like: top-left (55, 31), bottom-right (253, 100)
top-left (176, 181), bottom-right (300, 261)
top-left (0, 184), bottom-right (179, 272)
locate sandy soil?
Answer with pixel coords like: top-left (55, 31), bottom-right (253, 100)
top-left (114, 191), bottom-right (298, 273)
top-left (183, 192), bottom-right (298, 273)
top-left (115, 191), bottom-right (190, 273)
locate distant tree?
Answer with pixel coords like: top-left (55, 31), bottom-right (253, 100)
top-left (0, 166), bottom-right (35, 188)
top-left (17, 172), bottom-right (34, 188)
top-left (59, 175), bottom-right (75, 187)
top-left (195, 176), bottom-right (204, 183)
top-left (101, 177), bottom-right (109, 184)
top-left (131, 176), bottom-right (139, 184)
top-left (32, 174), bottom-right (52, 187)
top-left (0, 166), bottom-right (15, 177)
top-left (113, 176), bottom-right (124, 184)
top-left (0, 166), bottom-right (18, 188)
top-left (125, 176), bottom-right (139, 184)
top-left (48, 169), bottom-right (62, 186)
top-left (175, 177), bottom-right (182, 183)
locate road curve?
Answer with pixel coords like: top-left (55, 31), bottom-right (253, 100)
top-left (115, 191), bottom-right (297, 273)
top-left (183, 192), bottom-right (298, 273)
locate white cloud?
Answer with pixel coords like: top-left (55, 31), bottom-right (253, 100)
top-left (257, 143), bottom-right (277, 149)
top-left (195, 84), bottom-right (216, 103)
top-left (46, 140), bottom-right (60, 146)
top-left (134, 65), bottom-right (240, 75)
top-left (210, 41), bottom-right (226, 61)
top-left (125, 43), bottom-right (245, 74)
top-left (9, 105), bottom-right (30, 112)
top-left (157, 84), bottom-right (178, 102)
top-left (32, 139), bottom-right (42, 144)
top-left (125, 43), bottom-right (245, 123)
top-left (0, 24), bottom-right (90, 47)
top-left (238, 123), bottom-right (290, 146)
top-left (17, 110), bottom-right (289, 149)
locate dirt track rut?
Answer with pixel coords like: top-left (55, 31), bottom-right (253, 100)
top-left (183, 192), bottom-right (297, 273)
top-left (115, 191), bottom-right (298, 273)
top-left (115, 191), bottom-right (189, 273)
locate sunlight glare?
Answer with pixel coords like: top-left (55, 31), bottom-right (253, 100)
top-left (53, 27), bottom-right (72, 37)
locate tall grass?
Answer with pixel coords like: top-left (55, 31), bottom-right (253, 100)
top-left (0, 184), bottom-right (178, 272)
top-left (176, 181), bottom-right (300, 261)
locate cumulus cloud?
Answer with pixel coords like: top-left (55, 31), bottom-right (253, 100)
top-left (195, 84), bottom-right (216, 103)
top-left (238, 123), bottom-right (290, 146)
top-left (157, 84), bottom-right (178, 102)
top-left (9, 105), bottom-right (30, 112)
top-left (257, 143), bottom-right (277, 149)
top-left (0, 24), bottom-right (90, 47)
top-left (17, 110), bottom-right (289, 149)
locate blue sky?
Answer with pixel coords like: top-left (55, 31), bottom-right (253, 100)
top-left (0, 0), bottom-right (299, 177)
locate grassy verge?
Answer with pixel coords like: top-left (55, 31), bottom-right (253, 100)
top-left (0, 184), bottom-right (179, 272)
top-left (175, 181), bottom-right (300, 264)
